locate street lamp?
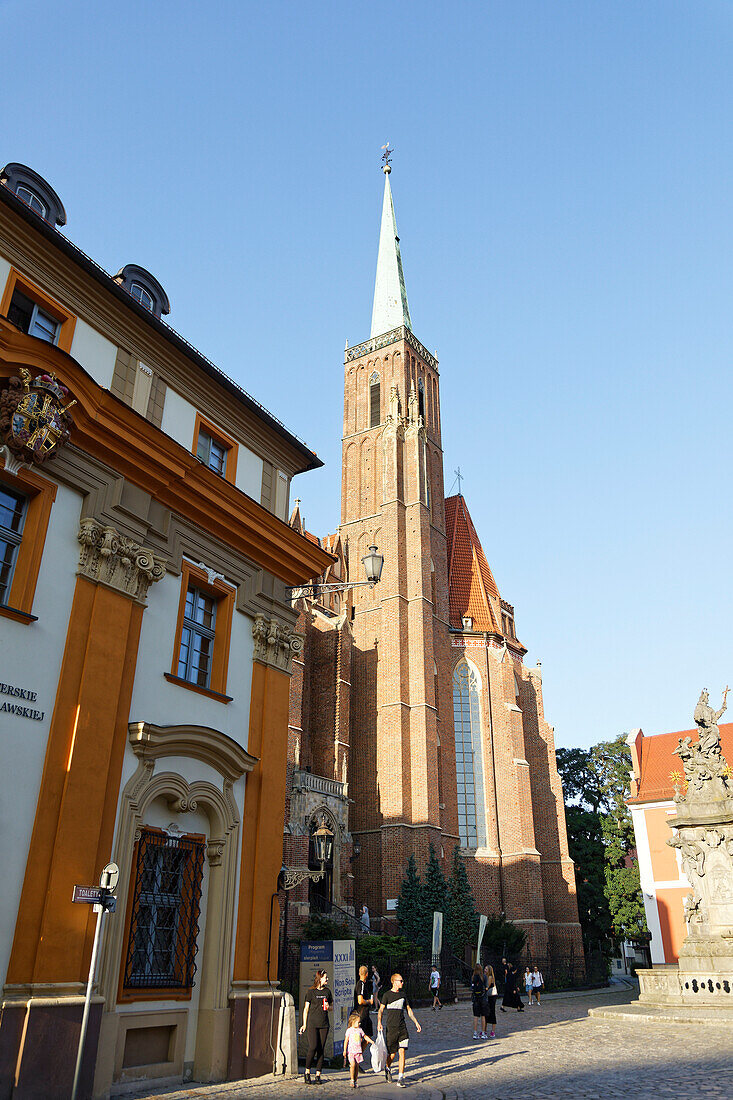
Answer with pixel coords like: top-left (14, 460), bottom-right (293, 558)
top-left (312, 821), bottom-right (335, 868)
top-left (286, 545), bottom-right (384, 598)
top-left (278, 820), bottom-right (334, 891)
top-left (278, 821), bottom-right (335, 979)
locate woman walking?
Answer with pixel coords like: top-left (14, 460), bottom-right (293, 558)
top-left (524, 966), bottom-right (534, 1005)
top-left (482, 964), bottom-right (498, 1038)
top-left (532, 965), bottom-right (544, 1006)
top-left (470, 964), bottom-right (484, 1039)
top-left (299, 969), bottom-right (333, 1084)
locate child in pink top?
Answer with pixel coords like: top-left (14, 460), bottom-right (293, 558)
top-left (344, 1010), bottom-right (374, 1088)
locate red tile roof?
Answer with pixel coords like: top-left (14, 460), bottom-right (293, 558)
top-left (445, 494), bottom-right (501, 632)
top-left (631, 723), bottom-right (733, 803)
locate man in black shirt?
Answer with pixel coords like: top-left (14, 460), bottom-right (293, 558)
top-left (377, 973), bottom-right (422, 1088)
top-left (353, 964), bottom-right (374, 1037)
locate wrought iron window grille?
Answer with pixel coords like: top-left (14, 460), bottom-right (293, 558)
top-left (122, 827), bottom-right (204, 992)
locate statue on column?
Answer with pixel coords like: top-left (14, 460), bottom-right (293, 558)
top-left (673, 687), bottom-right (731, 797)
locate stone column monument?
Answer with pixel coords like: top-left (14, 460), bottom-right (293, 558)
top-left (653, 688), bottom-right (733, 1005)
top-left (591, 688), bottom-right (733, 1022)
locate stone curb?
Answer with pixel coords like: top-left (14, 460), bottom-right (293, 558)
top-left (589, 1003), bottom-right (733, 1025)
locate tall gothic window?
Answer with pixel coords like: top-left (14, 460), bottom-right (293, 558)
top-left (453, 661), bottom-right (487, 849)
top-left (418, 377), bottom-right (425, 421)
top-left (369, 371), bottom-right (380, 428)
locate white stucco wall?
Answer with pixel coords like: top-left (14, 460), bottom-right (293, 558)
top-left (127, 572), bottom-right (255, 753)
top-left (160, 388), bottom-right (197, 452)
top-left (0, 477), bottom-right (83, 986)
top-left (69, 317), bottom-right (117, 389)
top-left (235, 445), bottom-right (264, 501)
top-left (0, 255), bottom-right (12, 294)
top-left (630, 804), bottom-right (666, 965)
top-left (161, 388), bottom-right (264, 502)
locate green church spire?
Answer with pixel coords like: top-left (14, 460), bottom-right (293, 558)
top-left (370, 163), bottom-right (412, 338)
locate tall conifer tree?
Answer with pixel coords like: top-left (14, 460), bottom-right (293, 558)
top-left (396, 854), bottom-right (422, 945)
top-left (446, 845), bottom-right (478, 953)
top-left (421, 843), bottom-right (449, 952)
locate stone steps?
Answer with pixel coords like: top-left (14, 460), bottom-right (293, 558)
top-left (589, 1001), bottom-right (733, 1025)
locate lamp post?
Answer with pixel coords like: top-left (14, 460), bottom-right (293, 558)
top-left (286, 545), bottom-right (384, 599)
top-left (278, 821), bottom-right (335, 977)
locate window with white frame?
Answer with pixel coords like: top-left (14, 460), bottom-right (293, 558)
top-left (196, 429), bottom-right (227, 476)
top-left (453, 660), bottom-right (487, 849)
top-left (15, 185), bottom-right (46, 219)
top-left (0, 483), bottom-right (27, 605)
top-left (177, 586), bottom-right (217, 687)
top-left (130, 282), bottom-right (155, 312)
top-left (7, 288), bottom-right (60, 344)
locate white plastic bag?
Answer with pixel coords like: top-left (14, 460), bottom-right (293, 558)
top-left (371, 1030), bottom-right (387, 1073)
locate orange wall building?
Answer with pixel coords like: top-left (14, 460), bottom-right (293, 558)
top-left (627, 723), bottom-right (733, 964)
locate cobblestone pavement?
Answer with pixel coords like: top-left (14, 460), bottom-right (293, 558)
top-left (126, 988), bottom-right (733, 1100)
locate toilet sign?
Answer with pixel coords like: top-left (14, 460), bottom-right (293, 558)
top-left (72, 885), bottom-right (105, 904)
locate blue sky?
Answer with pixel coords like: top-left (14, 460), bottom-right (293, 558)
top-left (5, 1), bottom-right (733, 750)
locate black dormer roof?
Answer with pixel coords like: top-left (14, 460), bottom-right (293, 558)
top-left (114, 263), bottom-right (171, 319)
top-left (0, 163), bottom-right (67, 227)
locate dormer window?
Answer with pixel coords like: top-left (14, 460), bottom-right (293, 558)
top-left (15, 186), bottom-right (46, 219)
top-left (462, 616), bottom-right (473, 630)
top-left (113, 264), bottom-right (170, 320)
top-left (130, 283), bottom-right (154, 312)
top-left (0, 163), bottom-right (67, 226)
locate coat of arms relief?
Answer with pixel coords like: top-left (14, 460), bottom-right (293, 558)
top-left (0, 366), bottom-right (76, 471)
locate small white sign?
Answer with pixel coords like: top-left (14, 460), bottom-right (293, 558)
top-left (386, 898), bottom-right (398, 911)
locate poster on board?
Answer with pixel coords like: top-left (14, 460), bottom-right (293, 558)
top-left (299, 940), bottom-right (355, 1058)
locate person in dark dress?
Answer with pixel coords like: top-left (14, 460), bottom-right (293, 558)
top-left (299, 969), bottom-right (333, 1084)
top-left (470, 964), bottom-right (485, 1038)
top-left (500, 960), bottom-right (524, 1012)
top-left (353, 964), bottom-right (374, 1038)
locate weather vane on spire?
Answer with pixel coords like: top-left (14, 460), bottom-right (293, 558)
top-left (381, 142), bottom-right (393, 173)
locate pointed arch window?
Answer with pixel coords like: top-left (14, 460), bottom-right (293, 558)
top-left (453, 661), bottom-right (487, 849)
top-left (369, 371), bottom-right (381, 428)
top-left (418, 377), bottom-right (425, 421)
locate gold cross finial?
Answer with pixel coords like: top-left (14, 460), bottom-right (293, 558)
top-left (381, 142), bottom-right (393, 174)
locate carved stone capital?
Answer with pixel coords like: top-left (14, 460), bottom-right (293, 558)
top-left (252, 612), bottom-right (303, 673)
top-left (77, 517), bottom-right (167, 602)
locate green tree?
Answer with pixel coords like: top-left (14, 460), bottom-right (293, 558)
top-left (482, 914), bottom-right (526, 957)
top-left (421, 843), bottom-right (449, 952)
top-left (396, 854), bottom-right (423, 945)
top-left (556, 736), bottom-right (649, 950)
top-left (445, 845), bottom-right (478, 954)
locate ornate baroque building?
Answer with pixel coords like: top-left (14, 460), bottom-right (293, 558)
top-left (0, 163), bottom-right (331, 1097)
top-left (283, 166), bottom-right (583, 958)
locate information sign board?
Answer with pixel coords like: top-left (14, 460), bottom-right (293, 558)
top-left (299, 939), bottom-right (355, 1058)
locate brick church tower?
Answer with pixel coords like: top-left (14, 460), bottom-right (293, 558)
top-left (283, 163), bottom-right (583, 962)
top-left (341, 163), bottom-right (459, 912)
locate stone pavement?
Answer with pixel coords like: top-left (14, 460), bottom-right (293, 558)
top-left (124, 988), bottom-right (733, 1100)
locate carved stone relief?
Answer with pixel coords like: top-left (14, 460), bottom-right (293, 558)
top-left (252, 612), bottom-right (303, 673)
top-left (77, 517), bottom-right (167, 602)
